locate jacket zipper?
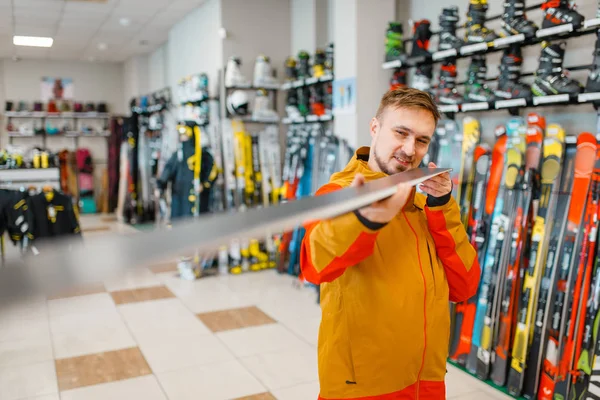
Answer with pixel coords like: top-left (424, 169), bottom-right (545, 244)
top-left (426, 241), bottom-right (436, 296)
top-left (403, 212), bottom-right (427, 400)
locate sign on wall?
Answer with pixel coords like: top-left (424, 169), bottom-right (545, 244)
top-left (41, 77), bottom-right (75, 102)
top-left (332, 77), bottom-right (356, 115)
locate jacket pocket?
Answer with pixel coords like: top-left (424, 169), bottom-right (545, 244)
top-left (426, 241), bottom-right (436, 296)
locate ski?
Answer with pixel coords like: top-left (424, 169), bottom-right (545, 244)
top-left (507, 119), bottom-right (564, 396)
top-left (491, 114), bottom-right (538, 387)
top-left (538, 133), bottom-right (597, 400)
top-left (467, 125), bottom-right (508, 374)
top-left (458, 116), bottom-right (481, 230)
top-left (522, 132), bottom-right (576, 400)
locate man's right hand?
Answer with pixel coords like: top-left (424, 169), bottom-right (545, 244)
top-left (351, 173), bottom-right (412, 224)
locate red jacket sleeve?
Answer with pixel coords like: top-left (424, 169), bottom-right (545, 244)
top-left (299, 183), bottom-right (385, 284)
top-left (425, 196), bottom-right (481, 302)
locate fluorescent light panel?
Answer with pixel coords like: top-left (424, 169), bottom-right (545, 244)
top-left (13, 36), bottom-right (54, 48)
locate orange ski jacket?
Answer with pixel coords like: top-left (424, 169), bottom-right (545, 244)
top-left (300, 147), bottom-right (480, 400)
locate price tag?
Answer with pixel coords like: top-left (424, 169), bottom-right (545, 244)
top-left (461, 102), bottom-right (489, 111)
top-left (565, 135), bottom-right (577, 144)
top-left (536, 23), bottom-right (573, 38)
top-left (584, 18), bottom-right (600, 30)
top-left (432, 49), bottom-right (458, 60)
top-left (438, 104), bottom-right (459, 113)
top-left (578, 92), bottom-right (600, 102)
top-left (281, 82), bottom-right (292, 90)
top-left (495, 98), bottom-right (527, 109)
top-left (532, 94), bottom-right (570, 105)
top-left (382, 60), bottom-right (402, 69)
top-left (493, 34), bottom-right (525, 48)
top-left (460, 42), bottom-right (488, 55)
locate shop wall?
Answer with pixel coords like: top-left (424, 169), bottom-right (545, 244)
top-left (405, 0), bottom-right (599, 144)
top-left (167, 0), bottom-right (223, 100)
top-left (149, 44), bottom-right (168, 93)
top-left (291, 0), bottom-right (317, 55)
top-left (123, 54), bottom-right (150, 109)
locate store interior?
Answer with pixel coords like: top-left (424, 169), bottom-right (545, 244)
top-left (3, 0), bottom-right (600, 399)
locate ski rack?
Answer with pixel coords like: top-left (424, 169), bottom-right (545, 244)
top-left (382, 19), bottom-right (600, 70)
top-left (280, 74), bottom-right (334, 91)
top-left (437, 91), bottom-right (600, 118)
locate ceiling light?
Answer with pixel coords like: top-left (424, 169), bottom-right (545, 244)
top-left (13, 35), bottom-right (53, 48)
top-left (97, 42), bottom-right (107, 51)
top-left (119, 17), bottom-right (131, 26)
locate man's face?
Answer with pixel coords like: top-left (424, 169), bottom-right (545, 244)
top-left (369, 106), bottom-right (436, 175)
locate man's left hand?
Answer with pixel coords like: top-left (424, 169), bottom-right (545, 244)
top-left (419, 162), bottom-right (452, 198)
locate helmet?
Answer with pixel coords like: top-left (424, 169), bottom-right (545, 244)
top-left (227, 90), bottom-right (249, 116)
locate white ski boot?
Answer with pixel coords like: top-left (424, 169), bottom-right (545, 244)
top-left (253, 55), bottom-right (279, 88)
top-left (253, 89), bottom-right (279, 121)
top-left (225, 56), bottom-right (250, 88)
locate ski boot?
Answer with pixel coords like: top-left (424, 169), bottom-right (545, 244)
top-left (495, 44), bottom-right (532, 100)
top-left (225, 56), bottom-right (250, 87)
top-left (385, 22), bottom-right (406, 62)
top-left (500, 0), bottom-right (538, 39)
top-left (438, 6), bottom-right (464, 51)
top-left (435, 60), bottom-right (463, 105)
top-left (253, 55), bottom-right (278, 87)
top-left (253, 89), bottom-right (278, 121)
top-left (541, 0), bottom-right (584, 30)
top-left (310, 85), bottom-right (326, 116)
top-left (463, 55), bottom-right (495, 102)
top-left (285, 90), bottom-right (302, 119)
top-left (284, 56), bottom-right (298, 81)
top-left (325, 43), bottom-right (334, 75)
top-left (297, 86), bottom-right (311, 116)
top-left (464, 0), bottom-right (499, 45)
top-left (412, 65), bottom-right (433, 94)
top-left (532, 41), bottom-right (583, 96)
top-left (390, 68), bottom-right (408, 90)
top-left (587, 31), bottom-right (600, 108)
top-left (410, 19), bottom-right (433, 62)
top-left (297, 50), bottom-right (311, 79)
top-left (313, 48), bottom-right (326, 78)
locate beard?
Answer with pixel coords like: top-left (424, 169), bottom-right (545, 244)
top-left (373, 147), bottom-right (413, 175)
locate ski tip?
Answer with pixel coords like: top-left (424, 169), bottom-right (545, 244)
top-left (494, 125), bottom-right (507, 137)
top-left (546, 124), bottom-right (566, 142)
top-left (577, 132), bottom-right (598, 147)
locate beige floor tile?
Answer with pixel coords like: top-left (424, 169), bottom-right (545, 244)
top-left (138, 332), bottom-right (235, 373)
top-left (0, 361), bottom-right (58, 400)
top-left (240, 347), bottom-right (318, 391)
top-left (0, 335), bottom-right (53, 368)
top-left (104, 268), bottom-right (162, 292)
top-left (280, 314), bottom-right (320, 346)
top-left (46, 283), bottom-right (106, 301)
top-left (118, 298), bottom-right (211, 345)
top-left (110, 285), bottom-right (175, 305)
top-left (0, 297), bottom-right (47, 320)
top-left (20, 395), bottom-right (60, 400)
top-left (55, 347), bottom-right (152, 391)
top-left (50, 310), bottom-right (136, 359)
top-left (48, 292), bottom-right (115, 318)
top-left (170, 278), bottom-right (258, 313)
top-left (234, 393), bottom-right (277, 400)
top-left (271, 381), bottom-right (321, 400)
top-left (60, 375), bottom-right (167, 400)
top-left (156, 359), bottom-right (266, 400)
top-left (147, 262), bottom-right (178, 274)
top-left (445, 364), bottom-right (490, 398)
top-left (197, 306), bottom-right (277, 333)
top-left (0, 315), bottom-right (50, 342)
top-left (217, 323), bottom-right (314, 358)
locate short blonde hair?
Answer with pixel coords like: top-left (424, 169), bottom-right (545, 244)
top-left (376, 88), bottom-right (441, 125)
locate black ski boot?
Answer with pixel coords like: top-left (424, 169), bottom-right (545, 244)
top-left (438, 7), bottom-right (464, 51)
top-left (532, 41), bottom-right (583, 96)
top-left (410, 19), bottom-right (433, 61)
top-left (413, 65), bottom-right (433, 94)
top-left (501, 0), bottom-right (538, 39)
top-left (541, 0), bottom-right (584, 30)
top-left (495, 44), bottom-right (532, 100)
top-left (464, 55), bottom-right (496, 102)
top-left (390, 68), bottom-right (408, 90)
top-left (435, 60), bottom-right (463, 104)
top-left (586, 31), bottom-right (600, 108)
top-left (385, 22), bottom-right (406, 62)
top-left (464, 0), bottom-right (499, 45)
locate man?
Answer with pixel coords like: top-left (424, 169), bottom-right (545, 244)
top-left (300, 88), bottom-right (480, 400)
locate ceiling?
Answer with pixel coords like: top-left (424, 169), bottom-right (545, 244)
top-left (0, 0), bottom-right (205, 63)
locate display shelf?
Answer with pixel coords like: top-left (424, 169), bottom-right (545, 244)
top-left (282, 114), bottom-right (333, 124)
top-left (437, 91), bottom-right (600, 115)
top-left (382, 19), bottom-right (600, 70)
top-left (7, 131), bottom-right (110, 138)
top-left (5, 111), bottom-right (110, 119)
top-left (236, 116), bottom-right (280, 124)
top-left (0, 168), bottom-right (60, 183)
top-left (280, 74), bottom-right (334, 90)
top-left (225, 83), bottom-right (281, 90)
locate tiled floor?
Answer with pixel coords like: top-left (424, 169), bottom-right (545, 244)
top-left (0, 215), bottom-right (513, 399)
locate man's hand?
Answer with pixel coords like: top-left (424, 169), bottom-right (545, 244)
top-left (419, 162), bottom-right (452, 198)
top-left (351, 173), bottom-right (412, 224)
